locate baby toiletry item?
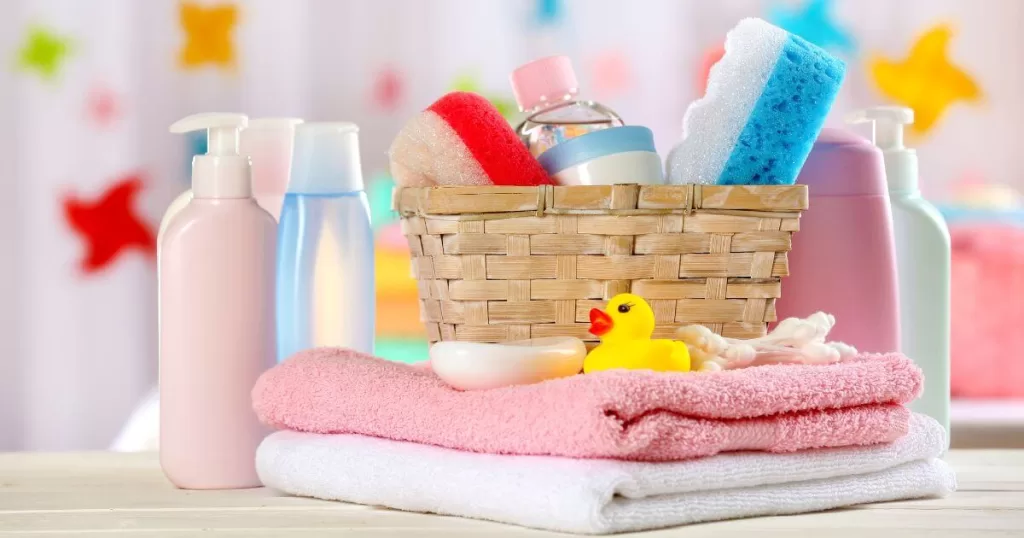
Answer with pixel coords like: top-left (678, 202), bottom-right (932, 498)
top-left (259, 414), bottom-right (952, 535)
top-left (678, 312), bottom-right (857, 371)
top-left (585, 294), bottom-right (690, 373)
top-left (388, 91), bottom-right (552, 187)
top-left (430, 337), bottom-right (585, 391)
top-left (510, 55), bottom-right (624, 158)
top-left (253, 348), bottom-right (920, 461)
top-left (850, 106), bottom-right (951, 434)
top-left (160, 113), bottom-right (277, 489)
top-left (240, 117), bottom-right (303, 220)
top-left (950, 224), bottom-right (1024, 398)
top-left (666, 18), bottom-right (845, 185)
top-left (775, 128), bottom-right (900, 354)
top-left (537, 126), bottom-right (663, 186)
top-left (277, 123), bottom-right (375, 362)
top-left (157, 117), bottom-right (302, 238)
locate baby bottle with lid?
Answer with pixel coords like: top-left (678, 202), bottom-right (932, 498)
top-left (160, 113), bottom-right (277, 490)
top-left (851, 106), bottom-right (951, 435)
top-left (775, 128), bottom-right (900, 355)
top-left (276, 123), bottom-right (375, 363)
top-left (510, 55), bottom-right (624, 157)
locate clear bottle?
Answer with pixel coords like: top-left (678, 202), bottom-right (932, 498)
top-left (276, 123), bottom-right (375, 363)
top-left (160, 113), bottom-right (277, 489)
top-left (510, 55), bottom-right (623, 158)
top-left (851, 106), bottom-right (951, 437)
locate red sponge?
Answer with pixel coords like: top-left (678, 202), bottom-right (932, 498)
top-left (389, 91), bottom-right (553, 187)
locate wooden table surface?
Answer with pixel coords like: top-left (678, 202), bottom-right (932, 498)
top-left (0, 451), bottom-right (1022, 537)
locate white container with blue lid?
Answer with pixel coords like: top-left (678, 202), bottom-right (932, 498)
top-left (537, 125), bottom-right (664, 186)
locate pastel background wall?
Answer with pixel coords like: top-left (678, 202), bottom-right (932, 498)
top-left (0, 0), bottom-right (1012, 450)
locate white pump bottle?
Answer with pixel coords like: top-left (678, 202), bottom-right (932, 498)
top-left (159, 113), bottom-right (277, 489)
top-left (849, 106), bottom-right (951, 438)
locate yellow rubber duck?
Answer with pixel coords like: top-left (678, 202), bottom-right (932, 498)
top-left (584, 293), bottom-right (692, 373)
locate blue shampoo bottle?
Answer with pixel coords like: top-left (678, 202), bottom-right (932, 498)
top-left (276, 123), bottom-right (375, 362)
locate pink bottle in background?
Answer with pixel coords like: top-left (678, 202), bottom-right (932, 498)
top-left (160, 113), bottom-right (277, 489)
top-left (776, 128), bottom-right (900, 353)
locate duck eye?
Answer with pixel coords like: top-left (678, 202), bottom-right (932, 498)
top-left (617, 304), bottom-right (631, 314)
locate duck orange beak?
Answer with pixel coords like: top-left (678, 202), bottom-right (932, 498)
top-left (589, 308), bottom-right (614, 336)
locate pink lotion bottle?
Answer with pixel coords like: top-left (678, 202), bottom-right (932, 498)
top-left (775, 128), bottom-right (900, 353)
top-left (160, 113), bottom-right (277, 489)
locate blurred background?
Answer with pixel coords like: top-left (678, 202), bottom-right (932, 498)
top-left (1, 0), bottom-right (1022, 451)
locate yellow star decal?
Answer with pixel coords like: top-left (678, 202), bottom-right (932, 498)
top-left (178, 2), bottom-right (238, 70)
top-left (16, 25), bottom-right (73, 81)
top-left (870, 24), bottom-right (981, 136)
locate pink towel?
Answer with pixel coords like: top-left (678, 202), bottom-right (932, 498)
top-left (252, 349), bottom-right (921, 462)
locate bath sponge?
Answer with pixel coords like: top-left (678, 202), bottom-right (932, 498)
top-left (667, 18), bottom-right (845, 185)
top-left (389, 91), bottom-right (552, 187)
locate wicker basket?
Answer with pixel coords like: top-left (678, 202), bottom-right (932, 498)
top-left (394, 183), bottom-right (807, 347)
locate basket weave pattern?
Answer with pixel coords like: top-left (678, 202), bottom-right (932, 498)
top-left (395, 184), bottom-right (807, 346)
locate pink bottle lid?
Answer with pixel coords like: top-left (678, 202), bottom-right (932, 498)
top-left (797, 128), bottom-right (887, 197)
top-left (510, 55), bottom-right (579, 112)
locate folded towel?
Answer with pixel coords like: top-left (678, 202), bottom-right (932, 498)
top-left (257, 414), bottom-right (955, 534)
top-left (253, 349), bottom-right (921, 460)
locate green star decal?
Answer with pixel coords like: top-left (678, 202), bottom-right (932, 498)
top-left (17, 25), bottom-right (73, 81)
top-left (450, 73), bottom-right (518, 121)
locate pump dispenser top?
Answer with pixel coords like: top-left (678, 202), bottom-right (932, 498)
top-left (848, 106), bottom-right (918, 193)
top-left (170, 113), bottom-right (251, 198)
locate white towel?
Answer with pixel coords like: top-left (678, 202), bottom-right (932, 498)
top-left (257, 414), bottom-right (956, 535)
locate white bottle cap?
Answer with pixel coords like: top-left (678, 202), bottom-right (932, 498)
top-left (847, 106), bottom-right (919, 194)
top-left (241, 117), bottom-right (304, 197)
top-left (289, 122), bottom-right (364, 194)
top-left (170, 113), bottom-right (251, 199)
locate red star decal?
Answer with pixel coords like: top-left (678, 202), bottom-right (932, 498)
top-left (87, 85), bottom-right (120, 127)
top-left (699, 44), bottom-right (726, 93)
top-left (62, 175), bottom-right (156, 274)
top-left (372, 67), bottom-right (403, 111)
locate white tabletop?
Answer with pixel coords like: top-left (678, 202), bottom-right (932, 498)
top-left (1, 451), bottom-right (1022, 536)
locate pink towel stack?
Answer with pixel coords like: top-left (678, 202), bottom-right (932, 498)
top-left (252, 348), bottom-right (922, 461)
top-left (251, 348), bottom-right (959, 533)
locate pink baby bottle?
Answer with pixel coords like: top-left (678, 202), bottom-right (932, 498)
top-left (510, 55), bottom-right (624, 158)
top-left (775, 128), bottom-right (900, 353)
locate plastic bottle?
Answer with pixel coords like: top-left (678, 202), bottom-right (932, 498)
top-left (276, 123), bottom-right (375, 363)
top-left (241, 117), bottom-right (304, 220)
top-left (775, 128), bottom-right (900, 355)
top-left (510, 55), bottom-right (624, 158)
top-left (850, 106), bottom-right (951, 435)
top-left (158, 117), bottom-right (300, 238)
top-left (160, 113), bottom-right (277, 489)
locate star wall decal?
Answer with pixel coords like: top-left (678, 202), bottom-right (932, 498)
top-left (590, 51), bottom-right (631, 99)
top-left (450, 74), bottom-right (517, 120)
top-left (62, 175), bottom-right (156, 274)
top-left (86, 84), bottom-right (120, 127)
top-left (770, 0), bottom-right (855, 54)
top-left (16, 25), bottom-right (73, 81)
top-left (698, 44), bottom-right (726, 93)
top-left (178, 2), bottom-right (239, 70)
top-left (371, 67), bottom-right (403, 112)
top-left (869, 24), bottom-right (981, 136)
top-left (534, 0), bottom-right (564, 26)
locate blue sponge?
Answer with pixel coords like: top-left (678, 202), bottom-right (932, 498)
top-left (666, 18), bottom-right (846, 185)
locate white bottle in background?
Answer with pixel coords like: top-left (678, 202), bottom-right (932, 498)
top-left (241, 117), bottom-right (304, 220)
top-left (160, 113), bottom-right (277, 489)
top-left (850, 106), bottom-right (951, 437)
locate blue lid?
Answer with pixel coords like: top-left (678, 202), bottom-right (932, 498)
top-left (538, 126), bottom-right (657, 174)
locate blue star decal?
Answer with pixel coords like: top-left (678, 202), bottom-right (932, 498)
top-left (535, 0), bottom-right (563, 26)
top-left (770, 0), bottom-right (855, 54)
